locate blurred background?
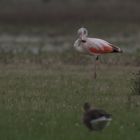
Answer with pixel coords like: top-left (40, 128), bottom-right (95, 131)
top-left (0, 0), bottom-right (139, 63)
top-left (0, 0), bottom-right (140, 22)
top-left (0, 0), bottom-right (140, 140)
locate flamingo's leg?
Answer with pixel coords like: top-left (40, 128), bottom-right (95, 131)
top-left (96, 56), bottom-right (99, 61)
top-left (94, 57), bottom-right (97, 79)
top-left (94, 56), bottom-right (100, 79)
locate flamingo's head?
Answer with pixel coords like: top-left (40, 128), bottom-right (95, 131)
top-left (77, 27), bottom-right (88, 42)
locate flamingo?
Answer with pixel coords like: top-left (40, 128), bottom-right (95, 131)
top-left (74, 27), bottom-right (123, 78)
top-left (83, 102), bottom-right (112, 131)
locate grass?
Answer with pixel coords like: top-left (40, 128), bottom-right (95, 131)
top-left (0, 62), bottom-right (139, 140)
top-left (0, 21), bottom-right (139, 140)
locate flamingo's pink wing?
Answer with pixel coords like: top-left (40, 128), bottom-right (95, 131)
top-left (87, 38), bottom-right (114, 54)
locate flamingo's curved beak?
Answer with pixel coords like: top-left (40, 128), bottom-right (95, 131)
top-left (81, 36), bottom-right (86, 42)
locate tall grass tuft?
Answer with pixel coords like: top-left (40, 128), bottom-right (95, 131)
top-left (127, 70), bottom-right (140, 109)
top-left (132, 70), bottom-right (140, 96)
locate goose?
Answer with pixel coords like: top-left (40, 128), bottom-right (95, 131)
top-left (83, 102), bottom-right (112, 131)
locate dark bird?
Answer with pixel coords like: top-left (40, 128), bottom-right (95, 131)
top-left (83, 102), bottom-right (112, 131)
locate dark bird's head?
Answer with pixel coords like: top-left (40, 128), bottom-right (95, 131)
top-left (83, 102), bottom-right (91, 112)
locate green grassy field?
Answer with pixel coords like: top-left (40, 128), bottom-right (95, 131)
top-left (0, 21), bottom-right (140, 140)
top-left (0, 62), bottom-right (139, 140)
